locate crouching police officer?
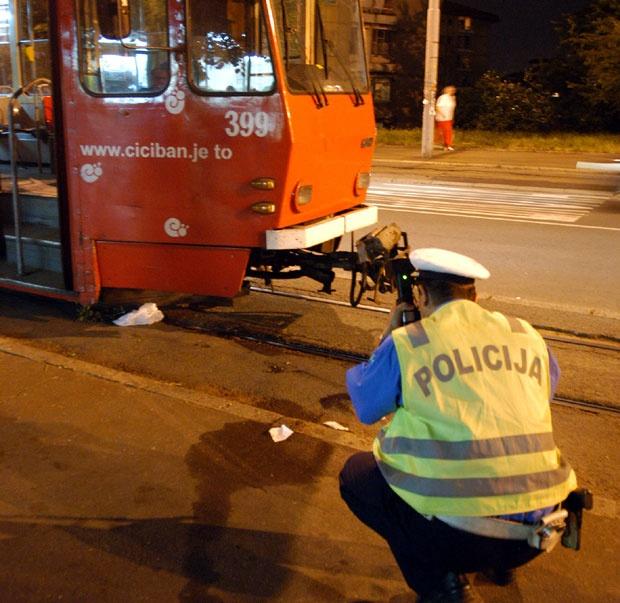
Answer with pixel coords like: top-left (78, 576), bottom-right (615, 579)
top-left (339, 248), bottom-right (578, 602)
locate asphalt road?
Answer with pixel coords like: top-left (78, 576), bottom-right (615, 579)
top-left (0, 290), bottom-right (617, 602)
top-left (0, 146), bottom-right (617, 602)
top-left (366, 177), bottom-right (619, 318)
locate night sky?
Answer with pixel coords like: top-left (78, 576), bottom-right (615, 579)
top-left (455, 0), bottom-right (591, 74)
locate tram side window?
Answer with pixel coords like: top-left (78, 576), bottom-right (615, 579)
top-left (77, 0), bottom-right (169, 95)
top-left (18, 0), bottom-right (51, 84)
top-left (0, 0), bottom-right (10, 89)
top-left (187, 0), bottom-right (275, 95)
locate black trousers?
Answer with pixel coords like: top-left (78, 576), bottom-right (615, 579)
top-left (339, 451), bottom-right (541, 595)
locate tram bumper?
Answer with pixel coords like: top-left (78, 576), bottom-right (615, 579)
top-left (265, 205), bottom-right (378, 250)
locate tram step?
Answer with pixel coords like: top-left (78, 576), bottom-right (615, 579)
top-left (2, 223), bottom-right (61, 273)
top-left (0, 132), bottom-right (52, 165)
top-left (0, 192), bottom-right (59, 228)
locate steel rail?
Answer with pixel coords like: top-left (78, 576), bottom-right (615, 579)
top-left (540, 335), bottom-right (620, 353)
top-left (249, 286), bottom-right (620, 354)
top-left (168, 318), bottom-right (620, 416)
top-left (552, 397), bottom-right (620, 415)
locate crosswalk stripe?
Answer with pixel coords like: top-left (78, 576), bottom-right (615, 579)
top-left (367, 181), bottom-right (607, 224)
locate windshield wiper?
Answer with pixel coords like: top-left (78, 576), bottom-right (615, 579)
top-left (315, 2), bottom-right (329, 80)
top-left (310, 67), bottom-right (328, 107)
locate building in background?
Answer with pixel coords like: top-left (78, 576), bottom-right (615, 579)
top-left (361, 0), bottom-right (399, 107)
top-left (440, 2), bottom-right (498, 86)
top-left (361, 0), bottom-right (498, 121)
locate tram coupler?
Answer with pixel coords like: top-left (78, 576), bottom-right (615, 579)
top-left (561, 488), bottom-right (594, 551)
top-left (247, 222), bottom-right (413, 305)
top-left (349, 223), bottom-right (412, 307)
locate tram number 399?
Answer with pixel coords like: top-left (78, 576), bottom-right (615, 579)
top-left (225, 110), bottom-right (273, 138)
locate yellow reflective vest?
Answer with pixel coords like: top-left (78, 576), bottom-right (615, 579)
top-left (374, 300), bottom-right (577, 516)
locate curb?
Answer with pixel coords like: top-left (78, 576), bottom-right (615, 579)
top-left (0, 335), bottom-right (371, 451)
top-left (372, 157), bottom-right (591, 177)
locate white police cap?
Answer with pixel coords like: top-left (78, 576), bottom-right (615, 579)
top-left (409, 248), bottom-right (490, 281)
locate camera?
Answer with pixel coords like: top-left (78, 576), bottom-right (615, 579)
top-left (353, 224), bottom-right (420, 324)
top-left (391, 255), bottom-right (421, 325)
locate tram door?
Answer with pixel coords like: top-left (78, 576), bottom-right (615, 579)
top-left (0, 0), bottom-right (70, 295)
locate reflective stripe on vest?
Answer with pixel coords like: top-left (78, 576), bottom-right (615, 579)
top-left (378, 431), bottom-right (557, 459)
top-left (377, 455), bottom-right (573, 498)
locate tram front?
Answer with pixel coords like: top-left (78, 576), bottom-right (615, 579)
top-left (70, 0), bottom-right (378, 301)
top-left (261, 0), bottom-right (377, 251)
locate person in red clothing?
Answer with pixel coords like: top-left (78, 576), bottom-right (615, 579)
top-left (435, 86), bottom-right (457, 150)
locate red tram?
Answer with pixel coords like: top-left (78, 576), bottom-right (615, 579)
top-left (0, 0), bottom-right (378, 305)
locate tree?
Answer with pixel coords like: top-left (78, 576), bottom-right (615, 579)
top-left (556, 0), bottom-right (620, 130)
top-left (568, 11), bottom-right (620, 108)
top-left (469, 71), bottom-right (555, 132)
top-left (465, 0), bottom-right (620, 132)
top-left (386, 1), bottom-right (427, 127)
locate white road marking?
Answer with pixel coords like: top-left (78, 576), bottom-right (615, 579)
top-left (367, 180), bottom-right (611, 226)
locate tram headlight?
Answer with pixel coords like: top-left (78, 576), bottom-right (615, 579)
top-left (293, 184), bottom-right (313, 210)
top-left (354, 171), bottom-right (370, 196)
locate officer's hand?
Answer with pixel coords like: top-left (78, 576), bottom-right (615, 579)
top-left (381, 302), bottom-right (417, 340)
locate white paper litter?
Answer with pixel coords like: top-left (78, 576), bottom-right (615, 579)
top-left (323, 421), bottom-right (350, 432)
top-left (113, 303), bottom-right (164, 327)
top-left (269, 424), bottom-right (294, 442)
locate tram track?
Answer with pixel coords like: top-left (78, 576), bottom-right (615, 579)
top-left (249, 286), bottom-right (620, 354)
top-left (167, 312), bottom-right (620, 417)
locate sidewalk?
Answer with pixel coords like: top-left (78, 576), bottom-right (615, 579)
top-left (372, 145), bottom-right (620, 191)
top-left (0, 334), bottom-right (616, 602)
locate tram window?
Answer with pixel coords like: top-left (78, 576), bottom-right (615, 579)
top-left (18, 0), bottom-right (51, 83)
top-left (0, 46), bottom-right (9, 90)
top-left (77, 0), bottom-right (169, 95)
top-left (187, 1), bottom-right (275, 95)
top-left (96, 0), bottom-right (131, 39)
top-left (0, 0), bottom-right (9, 89)
top-left (274, 0), bottom-right (369, 96)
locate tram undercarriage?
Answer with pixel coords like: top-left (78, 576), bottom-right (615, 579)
top-left (247, 222), bottom-right (410, 308)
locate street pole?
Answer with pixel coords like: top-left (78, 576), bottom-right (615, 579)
top-left (421, 0), bottom-right (441, 159)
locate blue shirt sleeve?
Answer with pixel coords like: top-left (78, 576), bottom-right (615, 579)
top-left (346, 335), bottom-right (401, 424)
top-left (547, 346), bottom-right (560, 400)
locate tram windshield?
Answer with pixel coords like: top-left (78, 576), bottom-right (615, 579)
top-left (273, 0), bottom-right (368, 96)
top-left (187, 0), bottom-right (275, 95)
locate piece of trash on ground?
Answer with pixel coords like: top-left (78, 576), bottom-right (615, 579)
top-left (323, 421), bottom-right (350, 432)
top-left (269, 424), bottom-right (294, 442)
top-left (113, 302), bottom-right (164, 327)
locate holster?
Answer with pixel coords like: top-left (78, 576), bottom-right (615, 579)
top-left (561, 488), bottom-right (594, 551)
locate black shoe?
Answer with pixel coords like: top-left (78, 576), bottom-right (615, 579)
top-left (417, 572), bottom-right (481, 602)
top-left (480, 567), bottom-right (515, 586)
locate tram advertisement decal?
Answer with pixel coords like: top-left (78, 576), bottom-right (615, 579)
top-left (80, 142), bottom-right (225, 162)
top-left (78, 142), bottom-right (231, 184)
top-left (78, 110), bottom-right (278, 182)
